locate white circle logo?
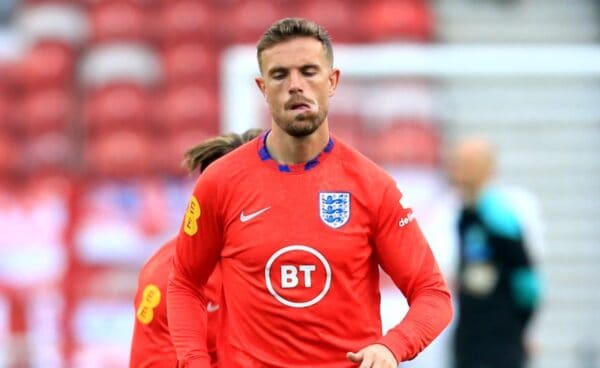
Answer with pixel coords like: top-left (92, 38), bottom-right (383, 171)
top-left (265, 245), bottom-right (332, 308)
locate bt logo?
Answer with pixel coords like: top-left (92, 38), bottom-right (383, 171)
top-left (280, 264), bottom-right (316, 288)
top-left (265, 245), bottom-right (331, 308)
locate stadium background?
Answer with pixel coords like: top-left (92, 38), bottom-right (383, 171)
top-left (0, 0), bottom-right (598, 367)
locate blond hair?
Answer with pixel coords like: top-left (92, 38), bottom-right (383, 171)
top-left (182, 129), bottom-right (263, 173)
top-left (257, 18), bottom-right (333, 72)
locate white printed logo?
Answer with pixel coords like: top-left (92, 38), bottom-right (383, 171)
top-left (265, 245), bottom-right (332, 308)
top-left (398, 192), bottom-right (415, 227)
top-left (240, 207), bottom-right (270, 223)
top-left (398, 193), bottom-right (413, 210)
top-left (399, 212), bottom-right (415, 227)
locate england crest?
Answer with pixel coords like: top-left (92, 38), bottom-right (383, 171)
top-left (319, 192), bottom-right (350, 229)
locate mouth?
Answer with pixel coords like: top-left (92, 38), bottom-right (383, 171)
top-left (287, 101), bottom-right (312, 112)
top-left (292, 103), bottom-right (310, 111)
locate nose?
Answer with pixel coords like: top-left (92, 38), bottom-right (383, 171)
top-left (288, 70), bottom-right (304, 94)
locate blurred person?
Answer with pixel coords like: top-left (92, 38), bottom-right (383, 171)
top-left (448, 137), bottom-right (542, 368)
top-left (129, 129), bottom-right (262, 368)
top-left (168, 18), bottom-right (452, 368)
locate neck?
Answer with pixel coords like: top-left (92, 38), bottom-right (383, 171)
top-left (463, 182), bottom-right (488, 207)
top-left (463, 191), bottom-right (479, 207)
top-left (266, 121), bottom-right (330, 165)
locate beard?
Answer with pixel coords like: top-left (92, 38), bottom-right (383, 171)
top-left (274, 108), bottom-right (327, 138)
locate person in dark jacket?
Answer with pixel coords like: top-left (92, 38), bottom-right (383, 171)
top-left (448, 137), bottom-right (542, 368)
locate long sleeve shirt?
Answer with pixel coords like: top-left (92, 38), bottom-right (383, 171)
top-left (168, 133), bottom-right (452, 367)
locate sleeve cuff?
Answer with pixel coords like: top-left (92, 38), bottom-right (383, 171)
top-left (376, 331), bottom-right (412, 363)
top-left (179, 356), bottom-right (212, 368)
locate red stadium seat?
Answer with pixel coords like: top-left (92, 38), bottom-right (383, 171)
top-left (218, 0), bottom-right (285, 44)
top-left (89, 1), bottom-right (150, 44)
top-left (329, 113), bottom-right (365, 153)
top-left (359, 0), bottom-right (434, 42)
top-left (0, 62), bottom-right (21, 132)
top-left (24, 132), bottom-right (74, 175)
top-left (293, 0), bottom-right (358, 43)
top-left (85, 130), bottom-right (155, 178)
top-left (371, 121), bottom-right (440, 166)
top-left (0, 134), bottom-right (20, 176)
top-left (84, 83), bottom-right (153, 135)
top-left (161, 42), bottom-right (216, 87)
top-left (20, 41), bottom-right (75, 90)
top-left (155, 84), bottom-right (218, 133)
top-left (158, 0), bottom-right (213, 44)
top-left (0, 91), bottom-right (17, 133)
top-left (20, 88), bottom-right (74, 137)
top-left (0, 60), bottom-right (23, 93)
top-left (159, 128), bottom-right (212, 175)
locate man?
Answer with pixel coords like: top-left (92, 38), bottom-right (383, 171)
top-left (168, 18), bottom-right (453, 367)
top-left (448, 137), bottom-right (541, 368)
top-left (129, 129), bottom-right (262, 368)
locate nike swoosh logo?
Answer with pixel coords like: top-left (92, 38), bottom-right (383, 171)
top-left (207, 302), bottom-right (220, 313)
top-left (240, 207), bottom-right (271, 223)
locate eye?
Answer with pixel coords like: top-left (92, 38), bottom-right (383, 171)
top-left (302, 68), bottom-right (317, 76)
top-left (271, 70), bottom-right (287, 80)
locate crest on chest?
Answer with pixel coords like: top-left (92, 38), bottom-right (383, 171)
top-left (319, 192), bottom-right (350, 229)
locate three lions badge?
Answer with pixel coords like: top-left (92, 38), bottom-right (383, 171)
top-left (319, 192), bottom-right (350, 229)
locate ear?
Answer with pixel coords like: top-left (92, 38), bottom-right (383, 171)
top-left (328, 68), bottom-right (340, 97)
top-left (255, 77), bottom-right (267, 98)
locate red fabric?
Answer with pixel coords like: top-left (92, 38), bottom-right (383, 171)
top-left (130, 238), bottom-right (221, 368)
top-left (169, 135), bottom-right (452, 366)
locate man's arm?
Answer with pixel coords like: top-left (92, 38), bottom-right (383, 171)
top-left (130, 241), bottom-right (177, 367)
top-left (372, 183), bottom-right (453, 363)
top-left (167, 173), bottom-right (223, 368)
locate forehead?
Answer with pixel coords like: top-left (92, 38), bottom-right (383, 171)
top-left (260, 37), bottom-right (328, 71)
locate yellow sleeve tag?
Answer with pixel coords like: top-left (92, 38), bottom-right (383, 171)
top-left (136, 284), bottom-right (161, 325)
top-left (183, 195), bottom-right (201, 236)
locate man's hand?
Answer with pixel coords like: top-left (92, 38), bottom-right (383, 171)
top-left (346, 344), bottom-right (398, 368)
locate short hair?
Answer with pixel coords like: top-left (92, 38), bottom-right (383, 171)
top-left (182, 129), bottom-right (263, 173)
top-left (256, 18), bottom-right (333, 72)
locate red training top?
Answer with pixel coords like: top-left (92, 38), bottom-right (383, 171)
top-left (130, 238), bottom-right (221, 367)
top-left (169, 133), bottom-right (452, 367)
